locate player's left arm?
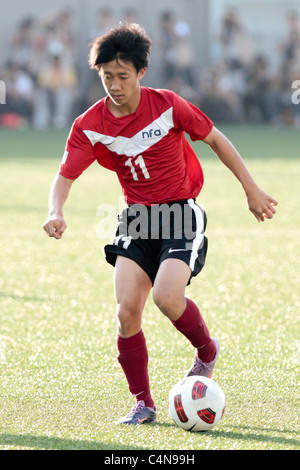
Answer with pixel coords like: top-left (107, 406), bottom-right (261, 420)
top-left (203, 126), bottom-right (278, 222)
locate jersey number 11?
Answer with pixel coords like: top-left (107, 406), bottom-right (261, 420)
top-left (125, 155), bottom-right (150, 181)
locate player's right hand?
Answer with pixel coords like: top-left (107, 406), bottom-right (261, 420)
top-left (43, 216), bottom-right (67, 239)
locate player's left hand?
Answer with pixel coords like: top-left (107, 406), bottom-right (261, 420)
top-left (246, 187), bottom-right (278, 222)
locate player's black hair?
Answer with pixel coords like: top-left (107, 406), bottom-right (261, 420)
top-left (89, 23), bottom-right (152, 73)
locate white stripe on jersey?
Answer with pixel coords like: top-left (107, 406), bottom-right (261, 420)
top-left (187, 199), bottom-right (205, 272)
top-left (61, 150), bottom-right (69, 164)
top-left (83, 107), bottom-right (174, 157)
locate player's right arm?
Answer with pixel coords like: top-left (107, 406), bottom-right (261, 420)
top-left (43, 173), bottom-right (74, 239)
top-left (43, 116), bottom-right (96, 240)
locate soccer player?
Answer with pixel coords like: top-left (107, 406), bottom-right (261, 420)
top-left (43, 24), bottom-right (278, 425)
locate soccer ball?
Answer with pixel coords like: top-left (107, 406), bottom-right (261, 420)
top-left (169, 375), bottom-right (225, 432)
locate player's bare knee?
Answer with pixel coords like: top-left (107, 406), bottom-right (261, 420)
top-left (153, 289), bottom-right (182, 318)
top-left (116, 304), bottom-right (141, 335)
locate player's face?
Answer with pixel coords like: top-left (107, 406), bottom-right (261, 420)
top-left (100, 59), bottom-right (146, 114)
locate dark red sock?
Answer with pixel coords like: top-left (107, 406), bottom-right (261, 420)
top-left (172, 298), bottom-right (216, 363)
top-left (117, 330), bottom-right (154, 409)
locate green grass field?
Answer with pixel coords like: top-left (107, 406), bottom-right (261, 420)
top-left (0, 125), bottom-right (299, 450)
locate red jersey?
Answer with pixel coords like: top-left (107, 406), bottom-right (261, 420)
top-left (59, 87), bottom-right (213, 205)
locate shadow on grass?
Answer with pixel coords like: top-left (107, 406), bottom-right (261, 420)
top-left (0, 424), bottom-right (298, 450)
top-left (0, 433), bottom-right (143, 450)
top-left (220, 424), bottom-right (300, 448)
top-left (155, 422), bottom-right (299, 448)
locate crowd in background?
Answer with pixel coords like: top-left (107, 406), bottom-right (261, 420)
top-left (159, 8), bottom-right (300, 127)
top-left (0, 6), bottom-right (300, 129)
top-left (202, 9), bottom-right (300, 126)
top-left (0, 8), bottom-right (78, 129)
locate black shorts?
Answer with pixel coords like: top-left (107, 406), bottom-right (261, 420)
top-left (104, 198), bottom-right (208, 285)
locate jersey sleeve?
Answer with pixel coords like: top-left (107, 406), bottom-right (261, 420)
top-left (172, 92), bottom-right (214, 141)
top-left (59, 120), bottom-right (96, 180)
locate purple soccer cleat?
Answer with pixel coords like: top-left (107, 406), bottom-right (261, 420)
top-left (115, 400), bottom-right (157, 425)
top-left (185, 338), bottom-right (220, 379)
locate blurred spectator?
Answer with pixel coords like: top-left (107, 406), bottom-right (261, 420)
top-left (218, 8), bottom-right (255, 68)
top-left (280, 11), bottom-right (300, 62)
top-left (121, 7), bottom-right (139, 25)
top-left (243, 55), bottom-right (277, 123)
top-left (89, 7), bottom-right (115, 41)
top-left (33, 47), bottom-right (78, 129)
top-left (199, 61), bottom-right (242, 122)
top-left (84, 8), bottom-right (116, 108)
top-left (173, 21), bottom-right (197, 88)
top-left (167, 76), bottom-right (201, 108)
top-left (56, 8), bottom-right (77, 52)
top-left (0, 61), bottom-right (34, 127)
top-left (40, 8), bottom-right (77, 68)
top-left (10, 17), bottom-right (37, 71)
top-left (157, 11), bottom-right (177, 85)
top-left (156, 13), bottom-right (198, 90)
